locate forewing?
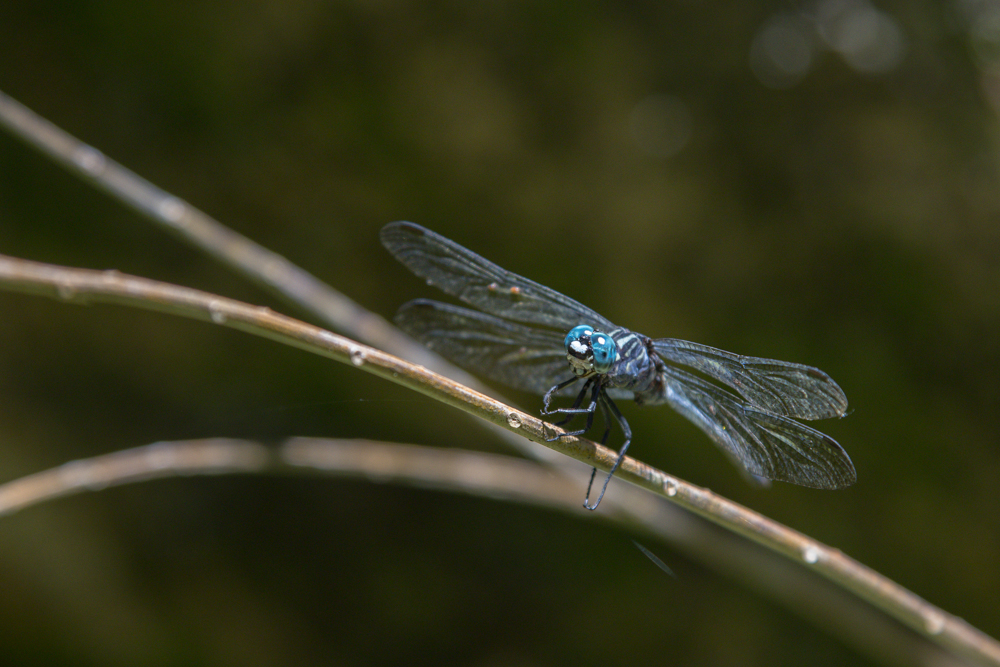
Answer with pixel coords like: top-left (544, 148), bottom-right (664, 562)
top-left (659, 365), bottom-right (856, 489)
top-left (652, 338), bottom-right (847, 420)
top-left (381, 222), bottom-right (615, 331)
top-left (395, 300), bottom-right (575, 395)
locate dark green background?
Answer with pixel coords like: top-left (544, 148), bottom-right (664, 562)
top-left (1, 2), bottom-right (998, 665)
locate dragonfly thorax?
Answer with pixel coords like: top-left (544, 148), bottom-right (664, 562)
top-left (564, 325), bottom-right (618, 377)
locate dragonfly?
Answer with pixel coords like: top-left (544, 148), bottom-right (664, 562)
top-left (381, 221), bottom-right (855, 510)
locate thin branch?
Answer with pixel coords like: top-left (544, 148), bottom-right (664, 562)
top-left (0, 256), bottom-right (997, 666)
top-left (0, 438), bottom-right (977, 667)
top-left (0, 254), bottom-right (553, 445)
top-left (0, 439), bottom-right (580, 518)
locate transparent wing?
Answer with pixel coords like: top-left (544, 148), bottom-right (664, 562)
top-left (395, 300), bottom-right (576, 395)
top-left (381, 222), bottom-right (615, 331)
top-left (659, 365), bottom-right (856, 489)
top-left (652, 338), bottom-right (847, 420)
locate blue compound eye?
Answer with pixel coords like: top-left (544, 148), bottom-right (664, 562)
top-left (564, 325), bottom-right (617, 375)
top-left (564, 325), bottom-right (593, 350)
top-left (589, 331), bottom-right (618, 374)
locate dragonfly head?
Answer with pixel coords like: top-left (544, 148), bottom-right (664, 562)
top-left (564, 325), bottom-right (618, 376)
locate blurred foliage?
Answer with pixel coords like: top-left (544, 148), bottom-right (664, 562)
top-left (1, 1), bottom-right (1000, 666)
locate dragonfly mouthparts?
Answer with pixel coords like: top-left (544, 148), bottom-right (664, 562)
top-left (566, 339), bottom-right (594, 376)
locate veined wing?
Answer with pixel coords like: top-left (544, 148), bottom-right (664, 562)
top-left (652, 338), bottom-right (847, 420)
top-left (660, 365), bottom-right (856, 489)
top-left (395, 300), bottom-right (577, 395)
top-left (381, 222), bottom-right (615, 331)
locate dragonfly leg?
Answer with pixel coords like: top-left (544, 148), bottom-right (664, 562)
top-left (583, 391), bottom-right (632, 511)
top-left (583, 395), bottom-right (614, 508)
top-left (544, 379), bottom-right (599, 419)
top-left (542, 376), bottom-right (581, 414)
top-left (550, 380), bottom-right (591, 427)
top-left (544, 379), bottom-right (599, 442)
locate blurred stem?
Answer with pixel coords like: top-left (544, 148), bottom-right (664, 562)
top-left (0, 90), bottom-right (399, 352)
top-left (0, 437), bottom-right (974, 667)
